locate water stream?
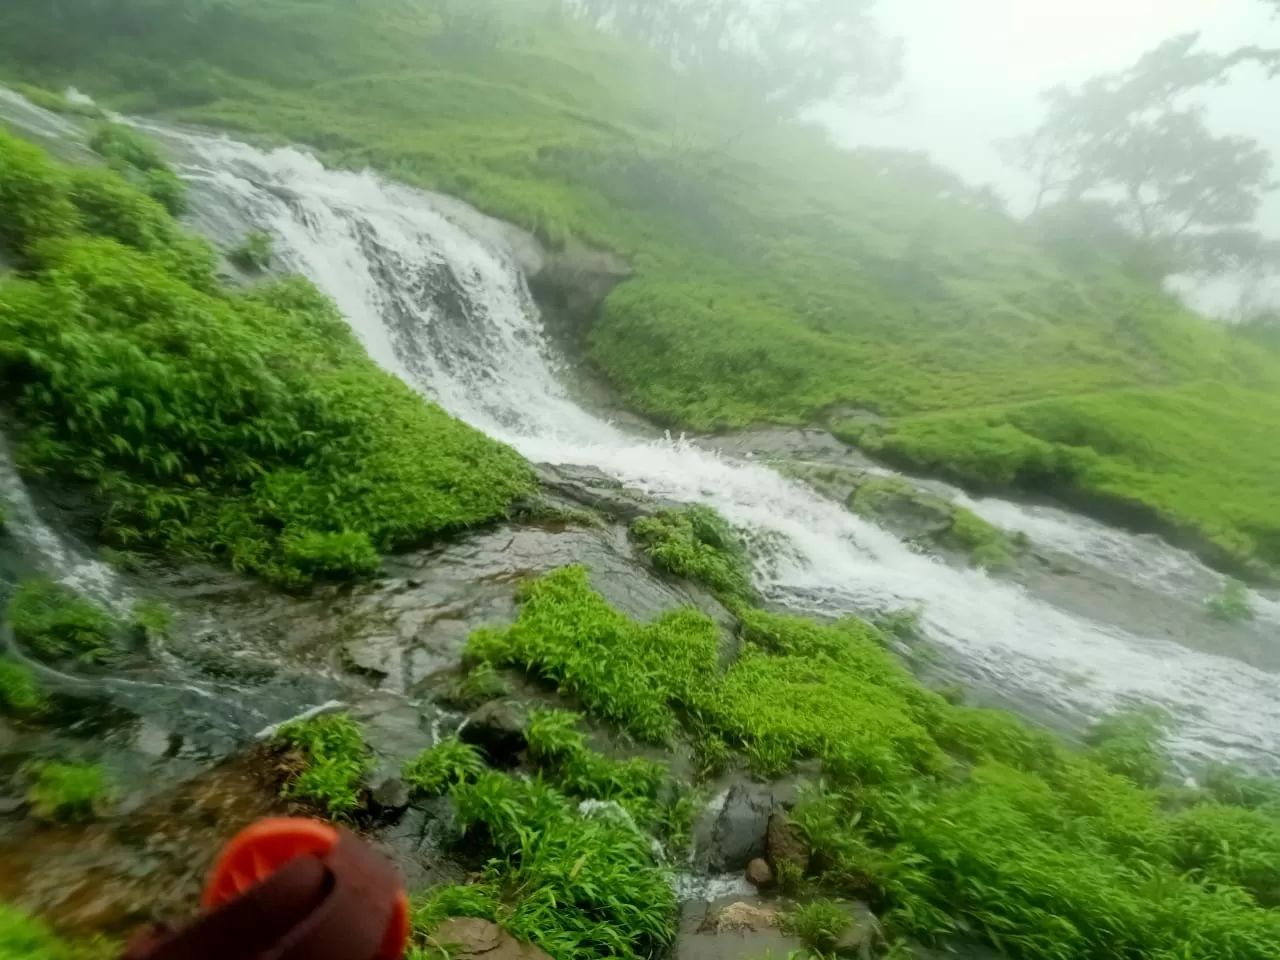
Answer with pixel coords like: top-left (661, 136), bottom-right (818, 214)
top-left (3, 94), bottom-right (1279, 773)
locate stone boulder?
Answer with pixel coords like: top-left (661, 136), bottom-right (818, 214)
top-left (460, 699), bottom-right (530, 767)
top-left (696, 776), bottom-right (810, 873)
top-left (746, 858), bottom-right (773, 888)
top-left (429, 919), bottom-right (552, 960)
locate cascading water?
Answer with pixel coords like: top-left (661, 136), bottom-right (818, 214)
top-left (3, 93), bottom-right (1277, 772)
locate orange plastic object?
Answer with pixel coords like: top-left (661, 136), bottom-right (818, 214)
top-left (203, 818), bottom-right (410, 960)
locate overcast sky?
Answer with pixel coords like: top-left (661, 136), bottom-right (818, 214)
top-left (817, 0), bottom-right (1280, 282)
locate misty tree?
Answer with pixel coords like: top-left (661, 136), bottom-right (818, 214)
top-left (1006, 35), bottom-right (1277, 278)
top-left (564, 0), bottom-right (901, 118)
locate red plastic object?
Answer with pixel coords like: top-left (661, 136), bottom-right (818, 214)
top-left (203, 818), bottom-right (410, 960)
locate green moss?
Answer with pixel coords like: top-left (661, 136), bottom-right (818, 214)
top-left (0, 656), bottom-right (45, 712)
top-left (275, 713), bottom-right (371, 819)
top-left (402, 736), bottom-right (486, 798)
top-left (229, 229), bottom-right (273, 272)
top-left (0, 131), bottom-right (533, 587)
top-left (8, 579), bottom-right (118, 663)
top-left (24, 761), bottom-right (112, 821)
top-left (1207, 579), bottom-right (1254, 623)
top-left (631, 505), bottom-right (756, 604)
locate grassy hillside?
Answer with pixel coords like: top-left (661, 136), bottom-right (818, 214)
top-left (2, 0), bottom-right (1277, 572)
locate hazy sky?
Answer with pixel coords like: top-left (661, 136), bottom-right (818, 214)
top-left (820, 0), bottom-right (1280, 231)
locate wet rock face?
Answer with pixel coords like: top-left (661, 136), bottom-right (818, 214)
top-left (696, 777), bottom-right (809, 874)
top-left (460, 699), bottom-right (530, 767)
top-left (673, 897), bottom-right (802, 960)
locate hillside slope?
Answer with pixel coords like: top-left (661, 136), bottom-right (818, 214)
top-left (2, 0), bottom-right (1277, 573)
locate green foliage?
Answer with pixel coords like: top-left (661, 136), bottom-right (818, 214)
top-left (524, 709), bottom-right (673, 834)
top-left (24, 760), bottom-right (112, 821)
top-left (0, 903), bottom-right (114, 960)
top-left (411, 883), bottom-right (502, 939)
top-left (467, 566), bottom-right (722, 744)
top-left (1202, 763), bottom-right (1280, 810)
top-left (631, 506), bottom-right (756, 604)
top-left (1085, 708), bottom-right (1169, 788)
top-left (0, 656), bottom-right (45, 712)
top-left (8, 578), bottom-right (118, 663)
top-left (87, 122), bottom-right (187, 215)
top-left (276, 713), bottom-right (371, 819)
top-left (473, 566), bottom-right (1280, 958)
top-left (783, 901), bottom-right (852, 954)
top-left (456, 660), bottom-right (510, 705)
top-left (850, 384), bottom-right (1280, 576)
top-left (229, 229), bottom-right (273, 272)
top-left (452, 772), bottom-right (676, 960)
top-left (1208, 579), bottom-right (1255, 623)
top-left (0, 131), bottom-right (532, 587)
top-left (4, 0), bottom-right (1280, 571)
top-left (402, 736), bottom-right (487, 798)
top-left (945, 508), bottom-right (1021, 571)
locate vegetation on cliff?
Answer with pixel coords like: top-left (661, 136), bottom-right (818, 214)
top-left (0, 0), bottom-right (1274, 573)
top-left (0, 129), bottom-right (532, 586)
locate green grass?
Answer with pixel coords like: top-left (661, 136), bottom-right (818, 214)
top-left (0, 904), bottom-right (113, 960)
top-left (9, 82), bottom-right (104, 119)
top-left (468, 564), bottom-right (1280, 960)
top-left (24, 761), bottom-right (112, 822)
top-left (8, 578), bottom-right (118, 663)
top-left (0, 129), bottom-right (532, 587)
top-left (3, 0), bottom-right (1277, 571)
top-left (0, 656), bottom-right (45, 712)
top-left (402, 736), bottom-right (487, 798)
top-left (630, 505), bottom-right (756, 605)
top-left (275, 713), bottom-right (371, 819)
top-left (783, 901), bottom-right (853, 954)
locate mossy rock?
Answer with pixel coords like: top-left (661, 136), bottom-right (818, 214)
top-left (850, 478), bottom-right (1025, 571)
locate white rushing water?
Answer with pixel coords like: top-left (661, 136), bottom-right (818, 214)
top-left (3, 93), bottom-right (1277, 771)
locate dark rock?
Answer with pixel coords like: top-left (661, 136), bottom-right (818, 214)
top-left (766, 811), bottom-right (810, 874)
top-left (746, 858), bottom-right (773, 888)
top-left (460, 699), bottom-right (529, 766)
top-left (705, 782), bottom-right (774, 872)
top-left (851, 479), bottom-right (954, 543)
top-left (833, 902), bottom-right (884, 960)
top-left (429, 918), bottom-right (553, 960)
top-left (533, 463), bottom-right (682, 524)
top-left (371, 777), bottom-right (409, 815)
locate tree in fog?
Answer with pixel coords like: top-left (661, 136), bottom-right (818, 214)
top-left (1006, 35), bottom-right (1277, 279)
top-left (565, 0), bottom-right (901, 116)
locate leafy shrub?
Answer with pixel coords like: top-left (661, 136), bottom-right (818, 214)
top-left (402, 736), bottom-right (487, 797)
top-left (24, 761), bottom-right (112, 821)
top-left (229, 230), bottom-right (273, 272)
top-left (455, 660), bottom-right (509, 705)
top-left (0, 132), bottom-right (533, 587)
top-left (631, 506), bottom-right (756, 604)
top-left (1202, 763), bottom-right (1280, 810)
top-left (8, 579), bottom-right (118, 663)
top-left (1207, 579), bottom-right (1254, 623)
top-left (783, 901), bottom-right (851, 954)
top-left (0, 656), bottom-right (45, 712)
top-left (1085, 708), bottom-right (1169, 788)
top-left (276, 713), bottom-right (371, 818)
top-left (88, 122), bottom-right (188, 215)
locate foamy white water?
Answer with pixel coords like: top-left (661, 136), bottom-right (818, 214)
top-left (3, 90), bottom-right (1277, 772)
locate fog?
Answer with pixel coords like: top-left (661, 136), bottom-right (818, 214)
top-left (817, 0), bottom-right (1280, 314)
